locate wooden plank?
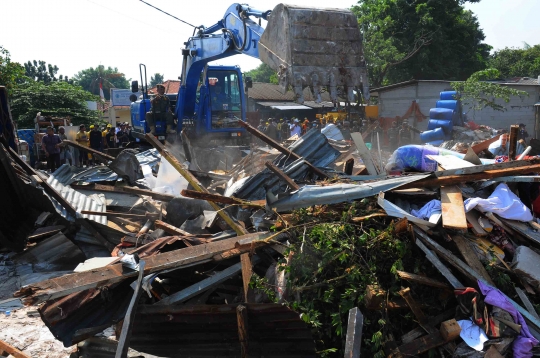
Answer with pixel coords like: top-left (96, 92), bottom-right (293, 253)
top-left (397, 332), bottom-right (446, 356)
top-left (458, 134), bottom-right (501, 154)
top-left (440, 186), bottom-right (467, 230)
top-left (265, 161), bottom-right (300, 190)
top-left (396, 270), bottom-right (451, 290)
top-left (415, 239), bottom-right (463, 289)
top-left (516, 287), bottom-right (540, 320)
top-left (27, 225), bottom-right (65, 241)
top-left (434, 157), bottom-right (540, 177)
top-left (15, 231), bottom-right (278, 305)
top-left (155, 262), bottom-right (243, 305)
top-left (401, 309), bottom-right (455, 344)
top-left (145, 133), bottom-right (249, 236)
top-left (80, 210), bottom-right (159, 221)
top-left (426, 155), bottom-right (475, 170)
top-left (236, 121), bottom-right (329, 179)
top-left (115, 260), bottom-right (145, 358)
top-left (344, 307), bottom-right (363, 358)
top-left (452, 235), bottom-right (495, 286)
top-left (398, 288), bottom-right (429, 330)
top-left (237, 305), bottom-right (249, 358)
top-left (0, 339), bottom-right (31, 358)
top-left (350, 132), bottom-right (379, 175)
top-left (498, 217), bottom-right (540, 246)
top-left (63, 140), bottom-right (115, 161)
top-left (241, 253), bottom-right (253, 303)
top-left (181, 189), bottom-right (263, 207)
top-left (121, 186), bottom-right (175, 202)
top-left (154, 219), bottom-right (193, 236)
top-left (509, 125), bottom-right (519, 160)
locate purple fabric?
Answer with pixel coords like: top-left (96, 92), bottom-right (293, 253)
top-left (420, 146), bottom-right (440, 172)
top-left (478, 281), bottom-right (539, 358)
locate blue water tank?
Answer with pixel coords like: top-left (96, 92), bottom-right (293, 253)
top-left (427, 119), bottom-right (453, 135)
top-left (440, 91), bottom-right (458, 100)
top-left (429, 108), bottom-right (455, 121)
top-left (436, 100), bottom-right (459, 110)
top-left (420, 127), bottom-right (446, 143)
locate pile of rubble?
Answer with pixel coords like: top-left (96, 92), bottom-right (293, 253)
top-left (1, 117), bottom-right (540, 358)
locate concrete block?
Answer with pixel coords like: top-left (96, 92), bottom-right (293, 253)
top-left (512, 246), bottom-right (540, 289)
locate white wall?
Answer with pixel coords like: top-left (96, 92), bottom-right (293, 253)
top-left (378, 82), bottom-right (540, 134)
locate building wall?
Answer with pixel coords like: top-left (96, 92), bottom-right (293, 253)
top-left (107, 107), bottom-right (131, 126)
top-left (378, 82), bottom-right (540, 133)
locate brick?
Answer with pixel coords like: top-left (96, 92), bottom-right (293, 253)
top-left (439, 319), bottom-right (461, 341)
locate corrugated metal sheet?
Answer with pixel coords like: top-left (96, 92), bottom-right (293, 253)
top-left (47, 165), bottom-right (107, 224)
top-left (232, 129), bottom-right (340, 200)
top-left (126, 303), bottom-right (316, 358)
top-left (248, 82), bottom-right (343, 102)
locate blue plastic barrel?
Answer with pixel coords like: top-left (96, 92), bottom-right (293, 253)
top-left (429, 108), bottom-right (455, 121)
top-left (427, 140), bottom-right (444, 146)
top-left (427, 119), bottom-right (453, 135)
top-left (436, 100), bottom-right (459, 110)
top-left (420, 127), bottom-right (446, 143)
top-left (440, 91), bottom-right (458, 100)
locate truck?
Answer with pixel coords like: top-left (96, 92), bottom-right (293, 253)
top-left (130, 3), bottom-right (370, 145)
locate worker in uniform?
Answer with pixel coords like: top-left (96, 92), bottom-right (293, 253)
top-left (146, 84), bottom-right (175, 134)
top-left (265, 119), bottom-right (278, 141)
top-left (398, 120), bottom-right (413, 146)
top-left (76, 124), bottom-right (90, 167)
top-left (370, 120), bottom-right (383, 147)
top-left (301, 118), bottom-right (310, 135)
top-left (276, 118), bottom-right (284, 141)
top-left (102, 124), bottom-right (111, 149)
top-left (387, 121), bottom-right (399, 151)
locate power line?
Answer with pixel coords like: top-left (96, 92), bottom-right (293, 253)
top-left (138, 0), bottom-right (198, 28)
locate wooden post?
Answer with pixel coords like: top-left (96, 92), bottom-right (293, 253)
top-left (237, 304), bottom-right (249, 358)
top-left (0, 339), bottom-right (31, 358)
top-left (344, 307), bottom-right (363, 358)
top-left (237, 121), bottom-right (329, 179)
top-left (509, 125), bottom-right (519, 160)
top-left (63, 140), bottom-right (115, 161)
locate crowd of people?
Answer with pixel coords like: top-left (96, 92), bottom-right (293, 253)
top-left (40, 121), bottom-right (135, 172)
top-left (255, 115), bottom-right (414, 151)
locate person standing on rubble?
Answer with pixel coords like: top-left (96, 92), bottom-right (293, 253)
top-left (57, 126), bottom-right (72, 165)
top-left (290, 118), bottom-right (301, 137)
top-left (104, 125), bottom-right (116, 150)
top-left (76, 124), bottom-right (89, 167)
top-left (387, 121), bottom-right (399, 151)
top-left (398, 120), bottom-right (413, 146)
top-left (281, 118), bottom-right (290, 140)
top-left (277, 118), bottom-right (284, 141)
top-left (301, 118), bottom-right (310, 135)
top-left (117, 122), bottom-right (130, 148)
top-left (89, 125), bottom-right (103, 166)
top-left (370, 120), bottom-right (383, 146)
top-left (41, 126), bottom-right (62, 172)
top-left (265, 119), bottom-right (278, 141)
top-left (146, 84), bottom-right (175, 134)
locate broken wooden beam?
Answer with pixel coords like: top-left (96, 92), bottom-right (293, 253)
top-left (121, 186), bottom-right (175, 202)
top-left (237, 304), bottom-right (249, 358)
top-left (458, 134), bottom-right (501, 154)
top-left (509, 125), bottom-right (519, 160)
top-left (154, 219), bottom-right (193, 237)
top-left (241, 253), bottom-right (253, 303)
top-left (80, 210), bottom-right (159, 221)
top-left (516, 287), bottom-right (540, 320)
top-left (351, 132), bottom-right (379, 175)
top-left (115, 260), bottom-right (146, 358)
top-left (27, 225), bottom-right (65, 241)
top-left (265, 161), bottom-right (300, 190)
top-left (180, 189), bottom-right (263, 207)
top-left (415, 239), bottom-right (463, 289)
top-left (237, 121), bottom-right (329, 179)
top-left (395, 270), bottom-right (451, 290)
top-left (145, 134), bottom-right (248, 237)
top-left (0, 339), bottom-right (31, 358)
top-left (15, 231), bottom-right (282, 305)
top-left (344, 307), bottom-right (363, 358)
top-left (434, 157), bottom-right (540, 177)
top-left (63, 140), bottom-right (115, 161)
top-left (452, 235), bottom-right (495, 286)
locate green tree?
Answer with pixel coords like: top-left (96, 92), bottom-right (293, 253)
top-left (352, 0), bottom-right (491, 87)
top-left (451, 68), bottom-right (528, 113)
top-left (489, 44), bottom-right (540, 79)
top-left (244, 62), bottom-right (278, 84)
top-left (10, 81), bottom-right (101, 128)
top-left (0, 46), bottom-right (26, 95)
top-left (150, 73), bottom-right (164, 87)
top-left (73, 65), bottom-right (130, 100)
top-left (24, 60), bottom-right (59, 83)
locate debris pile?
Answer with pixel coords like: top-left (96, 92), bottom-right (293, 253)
top-left (2, 113), bottom-right (540, 357)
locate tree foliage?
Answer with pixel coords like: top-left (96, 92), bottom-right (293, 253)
top-left (0, 46), bottom-right (26, 95)
top-left (150, 73), bottom-right (164, 87)
top-left (73, 65), bottom-right (130, 100)
top-left (489, 44), bottom-right (540, 79)
top-left (10, 81), bottom-right (101, 128)
top-left (352, 0), bottom-right (491, 87)
top-left (244, 62), bottom-right (278, 84)
top-left (451, 68), bottom-right (528, 112)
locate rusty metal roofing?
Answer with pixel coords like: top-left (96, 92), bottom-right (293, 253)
top-left (127, 303), bottom-right (316, 358)
top-left (232, 129), bottom-right (340, 200)
top-left (47, 165), bottom-right (107, 224)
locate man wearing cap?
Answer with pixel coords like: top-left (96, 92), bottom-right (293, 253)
top-left (146, 84), bottom-right (175, 134)
top-left (76, 124), bottom-right (90, 167)
top-left (290, 118), bottom-right (301, 137)
top-left (102, 124), bottom-right (111, 148)
top-left (518, 123), bottom-right (529, 142)
top-left (398, 120), bottom-right (412, 146)
top-left (117, 122), bottom-right (130, 147)
top-left (42, 126), bottom-right (62, 172)
top-left (105, 125), bottom-right (117, 150)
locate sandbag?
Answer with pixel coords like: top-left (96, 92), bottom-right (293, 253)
top-left (440, 91), bottom-right (458, 100)
top-left (420, 127), bottom-right (446, 143)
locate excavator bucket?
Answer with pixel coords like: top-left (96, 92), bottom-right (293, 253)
top-left (259, 4), bottom-right (369, 104)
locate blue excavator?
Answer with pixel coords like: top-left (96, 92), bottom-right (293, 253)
top-left (130, 3), bottom-right (369, 145)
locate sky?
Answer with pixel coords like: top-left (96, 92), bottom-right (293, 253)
top-left (2, 0), bottom-right (540, 85)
